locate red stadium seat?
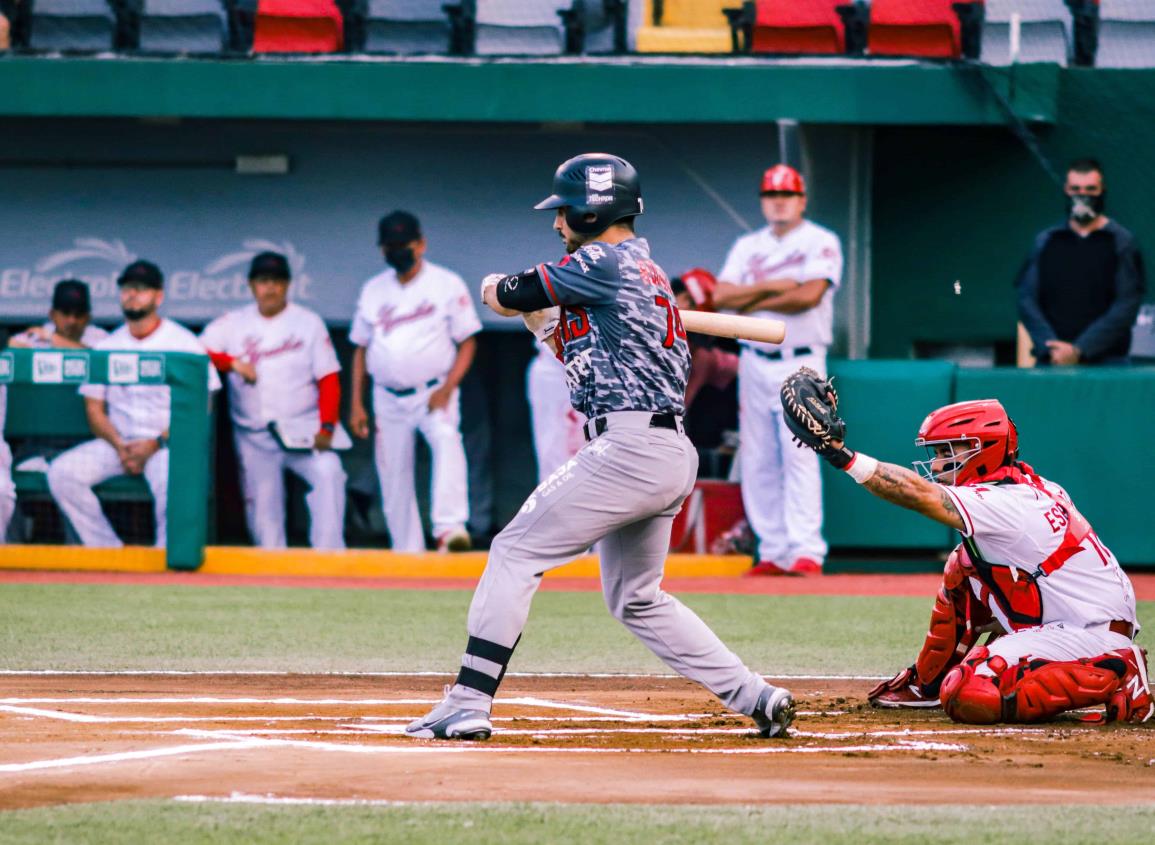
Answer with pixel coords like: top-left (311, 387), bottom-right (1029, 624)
top-left (252, 0), bottom-right (344, 53)
top-left (752, 0), bottom-right (847, 55)
top-left (868, 0), bottom-right (983, 59)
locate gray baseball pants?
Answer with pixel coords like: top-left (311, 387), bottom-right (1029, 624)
top-left (452, 410), bottom-right (768, 718)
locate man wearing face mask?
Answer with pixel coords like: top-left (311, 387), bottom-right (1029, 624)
top-left (349, 210), bottom-right (481, 553)
top-left (1017, 158), bottom-right (1146, 366)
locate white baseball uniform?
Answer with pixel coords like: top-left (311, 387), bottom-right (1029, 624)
top-left (47, 319), bottom-right (220, 548)
top-left (720, 219), bottom-right (843, 568)
top-left (526, 343), bottom-right (585, 484)
top-left (201, 303), bottom-right (346, 550)
top-left (944, 475), bottom-right (1139, 671)
top-left (351, 259), bottom-right (481, 552)
top-left (10, 321), bottom-right (109, 349)
top-left (0, 388), bottom-right (14, 542)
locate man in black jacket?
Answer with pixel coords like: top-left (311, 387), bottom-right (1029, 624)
top-left (1017, 158), bottom-right (1146, 366)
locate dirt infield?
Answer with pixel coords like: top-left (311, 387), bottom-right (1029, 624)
top-left (2, 673), bottom-right (1153, 810)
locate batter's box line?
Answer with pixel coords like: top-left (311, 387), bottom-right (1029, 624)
top-left (0, 670), bottom-right (890, 681)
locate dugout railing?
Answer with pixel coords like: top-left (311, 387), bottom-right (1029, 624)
top-left (1, 349), bottom-right (211, 571)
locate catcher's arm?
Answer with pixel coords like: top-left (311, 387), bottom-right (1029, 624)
top-left (779, 368), bottom-right (963, 531)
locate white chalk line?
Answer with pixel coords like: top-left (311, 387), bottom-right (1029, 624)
top-left (0, 670), bottom-right (888, 681)
top-left (174, 793), bottom-right (416, 807)
top-left (0, 740), bottom-right (271, 773)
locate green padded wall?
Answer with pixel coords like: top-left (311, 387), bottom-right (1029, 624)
top-left (822, 360), bottom-right (956, 549)
top-left (955, 366), bottom-right (1155, 565)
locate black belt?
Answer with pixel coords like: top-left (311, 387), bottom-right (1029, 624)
top-left (1110, 619), bottom-right (1135, 639)
top-left (583, 413), bottom-right (681, 442)
top-left (745, 345), bottom-right (813, 361)
top-left (383, 377), bottom-right (440, 397)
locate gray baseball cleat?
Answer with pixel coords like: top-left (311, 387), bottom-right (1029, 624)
top-left (405, 699), bottom-right (492, 740)
top-left (751, 685), bottom-right (795, 738)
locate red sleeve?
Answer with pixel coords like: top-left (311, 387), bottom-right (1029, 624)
top-left (317, 372), bottom-right (340, 428)
top-left (207, 351), bottom-right (234, 373)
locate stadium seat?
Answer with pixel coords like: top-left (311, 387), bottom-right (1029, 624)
top-left (359, 0), bottom-right (451, 53)
top-left (980, 0), bottom-right (1070, 66)
top-left (27, 0), bottom-right (117, 51)
top-left (251, 0), bottom-right (342, 52)
top-left (137, 0), bottom-right (229, 52)
top-left (1096, 0), bottom-right (1155, 68)
top-left (868, 0), bottom-right (984, 59)
top-left (749, 0), bottom-right (868, 55)
top-left (473, 0), bottom-right (570, 56)
top-left (635, 0), bottom-right (734, 53)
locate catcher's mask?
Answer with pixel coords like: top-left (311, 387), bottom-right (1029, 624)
top-left (534, 153), bottom-right (643, 236)
top-left (913, 399), bottom-right (1018, 485)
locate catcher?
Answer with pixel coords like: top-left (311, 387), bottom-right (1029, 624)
top-left (780, 368), bottom-right (1151, 725)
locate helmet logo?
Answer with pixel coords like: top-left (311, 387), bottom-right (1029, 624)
top-left (586, 165), bottom-right (615, 206)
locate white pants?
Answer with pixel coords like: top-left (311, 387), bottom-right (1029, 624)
top-left (978, 622), bottom-right (1134, 676)
top-left (234, 429), bottom-right (347, 549)
top-left (526, 352), bottom-right (585, 485)
top-left (0, 438), bottom-right (15, 543)
top-left (372, 384), bottom-right (469, 552)
top-left (738, 350), bottom-right (827, 565)
top-left (47, 438), bottom-right (168, 548)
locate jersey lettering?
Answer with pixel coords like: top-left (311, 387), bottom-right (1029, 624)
top-left (653, 295), bottom-right (687, 349)
top-left (560, 306), bottom-right (591, 342)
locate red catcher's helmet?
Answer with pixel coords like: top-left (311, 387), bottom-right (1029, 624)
top-left (680, 267), bottom-right (717, 311)
top-left (913, 399), bottom-right (1019, 486)
top-left (760, 164), bottom-right (806, 195)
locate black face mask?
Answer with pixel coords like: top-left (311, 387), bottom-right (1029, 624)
top-left (123, 307), bottom-right (150, 321)
top-left (385, 246), bottom-right (416, 275)
top-left (1067, 191), bottom-right (1105, 224)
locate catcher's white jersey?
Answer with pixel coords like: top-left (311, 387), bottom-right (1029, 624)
top-left (201, 303), bottom-right (339, 431)
top-left (719, 220), bottom-right (842, 350)
top-left (80, 319), bottom-right (220, 440)
top-left (945, 478), bottom-right (1138, 631)
top-left (10, 321), bottom-right (109, 348)
top-left (350, 260), bottom-right (481, 389)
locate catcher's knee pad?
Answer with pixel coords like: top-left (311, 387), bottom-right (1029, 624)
top-left (940, 647), bottom-right (1004, 724)
top-left (941, 646), bottom-right (1125, 724)
top-left (913, 579), bottom-right (984, 697)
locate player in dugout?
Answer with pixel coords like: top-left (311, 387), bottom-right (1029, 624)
top-left (780, 368), bottom-right (1151, 725)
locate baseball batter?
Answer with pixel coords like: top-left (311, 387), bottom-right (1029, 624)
top-left (526, 342), bottom-right (585, 484)
top-left (201, 252), bottom-right (346, 549)
top-left (47, 261), bottom-right (220, 548)
top-left (406, 153), bottom-right (795, 741)
top-left (349, 210), bottom-right (481, 553)
top-left (781, 370), bottom-right (1151, 724)
top-left (715, 164), bottom-right (842, 576)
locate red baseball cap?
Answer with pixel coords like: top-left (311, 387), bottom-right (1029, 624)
top-left (760, 164), bottom-right (805, 195)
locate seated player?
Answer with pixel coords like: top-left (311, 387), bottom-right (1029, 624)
top-left (781, 370), bottom-right (1151, 725)
top-left (8, 278), bottom-right (109, 350)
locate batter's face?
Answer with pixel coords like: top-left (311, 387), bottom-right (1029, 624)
top-left (554, 208), bottom-right (590, 254)
top-left (761, 192), bottom-right (807, 229)
top-left (250, 277), bottom-right (290, 317)
top-left (50, 309), bottom-right (91, 342)
top-left (119, 284), bottom-right (163, 321)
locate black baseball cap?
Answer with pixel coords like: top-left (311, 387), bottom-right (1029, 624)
top-left (117, 260), bottom-right (163, 289)
top-left (248, 251), bottom-right (291, 281)
top-left (51, 279), bottom-right (92, 315)
top-left (377, 210), bottom-right (422, 246)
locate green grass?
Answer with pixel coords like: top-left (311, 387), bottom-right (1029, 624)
top-left (1, 583), bottom-right (1151, 676)
top-left (3, 801), bottom-right (1155, 844)
top-left (0, 583), bottom-right (933, 675)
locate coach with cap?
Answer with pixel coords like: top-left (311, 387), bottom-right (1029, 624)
top-left (9, 279), bottom-right (109, 350)
top-left (47, 260), bottom-right (220, 548)
top-left (348, 210), bottom-right (481, 553)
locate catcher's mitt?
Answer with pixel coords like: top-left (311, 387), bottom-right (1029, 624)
top-left (780, 367), bottom-right (855, 469)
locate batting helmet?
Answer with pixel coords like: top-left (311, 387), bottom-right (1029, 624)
top-left (534, 153), bottom-right (643, 235)
top-left (760, 164), bottom-right (806, 195)
top-left (913, 399), bottom-right (1019, 486)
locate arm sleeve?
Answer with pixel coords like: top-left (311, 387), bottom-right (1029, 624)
top-left (1074, 232), bottom-right (1147, 360)
top-left (207, 351), bottom-right (234, 373)
top-left (804, 234), bottom-right (843, 289)
top-left (1015, 232), bottom-right (1058, 356)
top-left (316, 372), bottom-right (340, 427)
top-left (446, 276), bottom-right (483, 343)
top-left (536, 244), bottom-right (622, 306)
top-left (311, 318), bottom-right (341, 380)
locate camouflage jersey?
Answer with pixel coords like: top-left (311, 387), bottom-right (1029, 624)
top-left (534, 237), bottom-right (690, 420)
